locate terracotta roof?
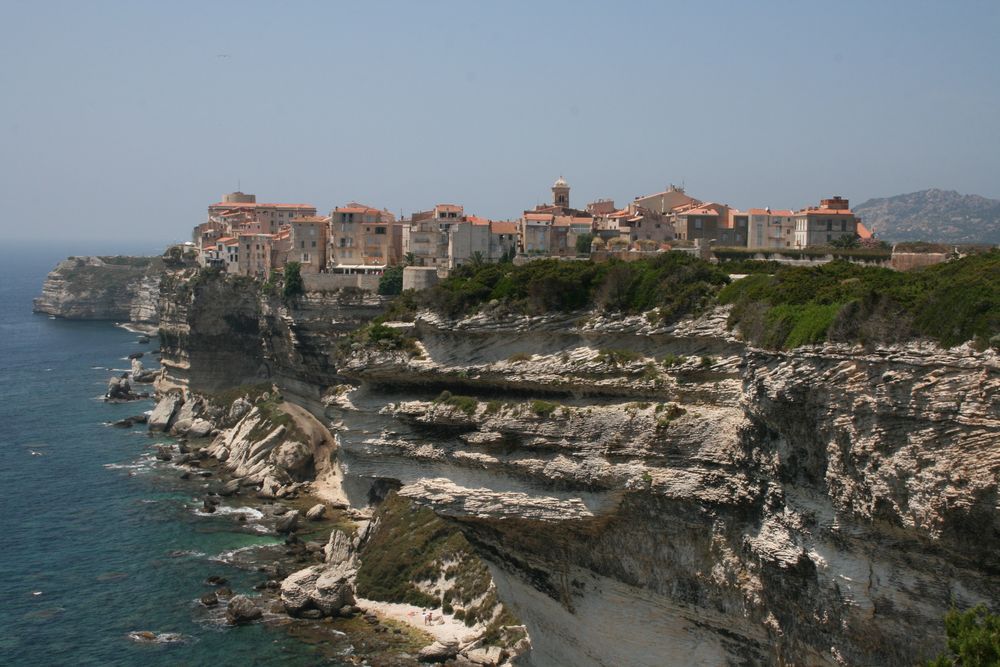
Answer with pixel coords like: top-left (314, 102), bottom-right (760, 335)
top-left (680, 205), bottom-right (722, 217)
top-left (209, 202), bottom-right (315, 210)
top-left (216, 236), bottom-right (236, 244)
top-left (291, 215), bottom-right (329, 223)
top-left (857, 222), bottom-right (872, 239)
top-left (467, 215), bottom-right (491, 226)
top-left (800, 207), bottom-right (855, 216)
top-left (491, 221), bottom-right (518, 234)
top-left (524, 213), bottom-right (554, 222)
top-left (335, 206), bottom-right (381, 214)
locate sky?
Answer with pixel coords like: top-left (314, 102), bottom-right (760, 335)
top-left (1, 0), bottom-right (999, 245)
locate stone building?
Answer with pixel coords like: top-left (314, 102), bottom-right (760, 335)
top-left (792, 197), bottom-right (860, 248)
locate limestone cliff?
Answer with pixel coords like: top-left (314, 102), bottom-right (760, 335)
top-left (33, 255), bottom-right (166, 325)
top-left (154, 271), bottom-right (1000, 666)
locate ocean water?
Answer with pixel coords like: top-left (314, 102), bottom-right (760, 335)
top-left (0, 246), bottom-right (354, 666)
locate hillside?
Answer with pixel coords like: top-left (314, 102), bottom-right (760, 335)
top-left (854, 188), bottom-right (1000, 244)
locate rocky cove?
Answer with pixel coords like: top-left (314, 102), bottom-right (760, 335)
top-left (37, 258), bottom-right (1000, 666)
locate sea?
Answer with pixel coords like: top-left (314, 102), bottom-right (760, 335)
top-left (0, 245), bottom-right (358, 666)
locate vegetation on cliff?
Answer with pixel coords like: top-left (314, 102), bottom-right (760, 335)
top-left (928, 604), bottom-right (1000, 667)
top-left (720, 252), bottom-right (1000, 349)
top-left (419, 254), bottom-right (730, 321)
top-left (356, 492), bottom-right (513, 634)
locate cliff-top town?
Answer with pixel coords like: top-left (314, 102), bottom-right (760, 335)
top-left (191, 178), bottom-right (873, 290)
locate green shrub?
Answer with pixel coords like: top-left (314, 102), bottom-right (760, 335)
top-left (530, 400), bottom-right (558, 417)
top-left (435, 393), bottom-right (478, 416)
top-left (282, 261), bottom-right (304, 299)
top-left (661, 353), bottom-right (687, 367)
top-left (721, 253), bottom-right (1000, 349)
top-left (596, 348), bottom-right (643, 366)
top-left (378, 265), bottom-right (404, 296)
top-left (928, 604), bottom-right (1000, 666)
top-left (414, 254), bottom-right (729, 320)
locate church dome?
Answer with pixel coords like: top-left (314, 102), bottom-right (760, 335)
top-left (553, 176), bottom-right (569, 188)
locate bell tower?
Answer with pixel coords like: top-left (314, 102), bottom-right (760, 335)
top-left (552, 176), bottom-right (570, 209)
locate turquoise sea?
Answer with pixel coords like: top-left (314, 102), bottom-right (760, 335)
top-left (0, 245), bottom-right (355, 666)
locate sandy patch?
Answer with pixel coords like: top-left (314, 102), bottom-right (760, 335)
top-left (357, 598), bottom-right (482, 645)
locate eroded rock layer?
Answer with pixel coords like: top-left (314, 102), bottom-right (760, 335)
top-left (155, 271), bottom-right (999, 666)
top-left (34, 255), bottom-right (165, 323)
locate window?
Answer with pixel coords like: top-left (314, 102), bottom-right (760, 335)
top-left (827, 220), bottom-right (832, 231)
top-left (301, 241), bottom-right (305, 249)
top-left (841, 220), bottom-right (846, 231)
top-left (311, 241), bottom-right (316, 247)
top-left (375, 226), bottom-right (387, 235)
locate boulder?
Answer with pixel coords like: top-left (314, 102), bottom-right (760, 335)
top-left (305, 504), bottom-right (326, 521)
top-left (200, 592), bottom-right (219, 607)
top-left (171, 418), bottom-right (193, 436)
top-left (187, 419), bottom-right (214, 438)
top-left (275, 510), bottom-right (299, 534)
top-left (279, 562), bottom-right (356, 617)
top-left (417, 640), bottom-right (460, 663)
top-left (229, 397), bottom-right (252, 422)
top-left (225, 595), bottom-right (262, 625)
top-left (105, 376), bottom-right (134, 400)
top-left (273, 441), bottom-right (312, 479)
top-left (154, 446), bottom-right (173, 462)
top-left (464, 646), bottom-right (505, 666)
top-left (148, 394), bottom-right (182, 432)
top-left (280, 529), bottom-right (358, 618)
top-left (218, 479), bottom-right (241, 497)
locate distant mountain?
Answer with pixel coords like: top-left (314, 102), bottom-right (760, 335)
top-left (853, 189), bottom-right (1000, 244)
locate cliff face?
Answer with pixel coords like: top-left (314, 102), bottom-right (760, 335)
top-left (156, 272), bottom-right (1000, 666)
top-left (33, 255), bottom-right (165, 324)
top-left (156, 273), bottom-right (386, 397)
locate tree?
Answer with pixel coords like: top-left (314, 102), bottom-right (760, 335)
top-left (403, 252), bottom-right (416, 266)
top-left (576, 233), bottom-right (594, 254)
top-left (830, 234), bottom-right (860, 249)
top-left (283, 261), bottom-right (304, 299)
top-left (379, 265), bottom-right (404, 295)
top-left (929, 604), bottom-right (1000, 667)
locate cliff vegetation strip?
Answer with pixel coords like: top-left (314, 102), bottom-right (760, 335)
top-left (719, 251), bottom-right (1000, 348)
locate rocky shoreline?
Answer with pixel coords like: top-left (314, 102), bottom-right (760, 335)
top-left (50, 261), bottom-right (1000, 666)
top-left (140, 383), bottom-right (527, 666)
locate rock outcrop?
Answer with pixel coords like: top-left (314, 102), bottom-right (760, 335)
top-left (151, 268), bottom-right (1000, 666)
top-left (281, 529), bottom-right (358, 617)
top-left (33, 255), bottom-right (166, 324)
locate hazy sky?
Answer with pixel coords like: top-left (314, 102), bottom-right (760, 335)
top-left (2, 0), bottom-right (999, 244)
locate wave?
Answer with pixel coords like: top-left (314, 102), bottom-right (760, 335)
top-left (209, 544), bottom-right (268, 564)
top-left (193, 505), bottom-right (265, 520)
top-left (127, 631), bottom-right (195, 645)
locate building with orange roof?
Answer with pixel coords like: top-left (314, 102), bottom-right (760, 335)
top-left (792, 196), bottom-right (861, 248)
top-left (633, 184), bottom-right (700, 215)
top-left (748, 207), bottom-right (797, 249)
top-left (401, 203), bottom-right (469, 267)
top-left (447, 217), bottom-right (519, 268)
top-left (288, 215), bottom-right (330, 273)
top-left (672, 202), bottom-right (732, 243)
top-left (206, 192), bottom-right (317, 235)
top-left (329, 203), bottom-right (399, 267)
